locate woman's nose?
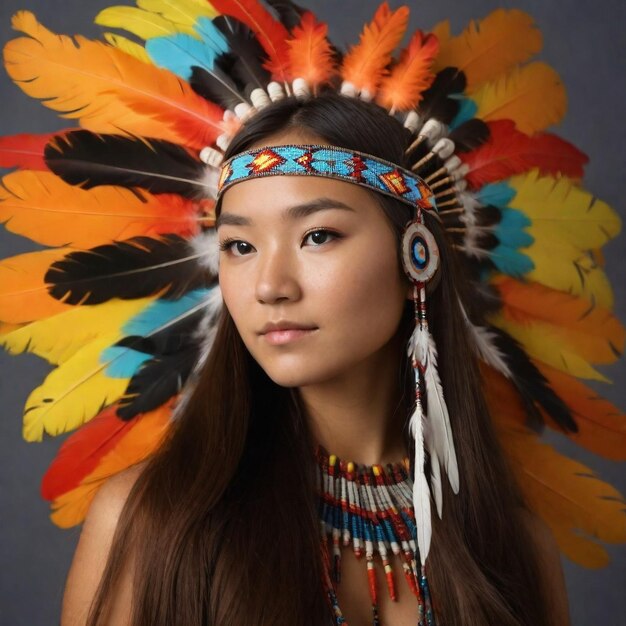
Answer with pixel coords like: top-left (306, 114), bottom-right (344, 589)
top-left (254, 246), bottom-right (302, 304)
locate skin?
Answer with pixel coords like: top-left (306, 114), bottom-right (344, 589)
top-left (60, 129), bottom-right (570, 626)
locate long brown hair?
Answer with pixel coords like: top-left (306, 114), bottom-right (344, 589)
top-left (86, 94), bottom-right (552, 625)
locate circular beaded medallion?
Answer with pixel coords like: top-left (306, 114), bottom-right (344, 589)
top-left (401, 220), bottom-right (439, 283)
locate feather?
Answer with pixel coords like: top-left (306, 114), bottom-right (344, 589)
top-left (103, 32), bottom-right (152, 63)
top-left (473, 324), bottom-right (577, 431)
top-left (94, 5), bottom-right (192, 39)
top-left (484, 368), bottom-right (626, 568)
top-left (0, 296), bottom-right (154, 365)
top-left (211, 15), bottom-right (272, 92)
top-left (537, 363), bottom-right (626, 461)
top-left (418, 67), bottom-right (466, 125)
top-left (20, 287), bottom-right (217, 442)
top-left (431, 9), bottom-right (542, 91)
top-left (407, 321), bottom-right (433, 562)
top-left (104, 288), bottom-right (219, 418)
top-left (21, 333), bottom-right (132, 442)
top-left (145, 30), bottom-right (228, 80)
top-left (0, 132), bottom-right (69, 171)
top-left (41, 404), bottom-right (136, 502)
top-left (508, 170), bottom-right (620, 253)
top-left (423, 333), bottom-right (460, 493)
top-left (189, 65), bottom-right (248, 109)
top-left (376, 30), bottom-right (439, 112)
top-left (341, 2), bottom-right (409, 95)
top-left (264, 0), bottom-right (307, 31)
top-left (494, 277), bottom-right (625, 367)
top-left (0, 170), bottom-right (206, 247)
top-left (470, 62), bottom-right (567, 134)
top-left (136, 0), bottom-right (217, 28)
top-left (490, 277), bottom-right (624, 382)
top-left (447, 118), bottom-right (490, 153)
top-left (209, 0), bottom-right (291, 81)
top-left (5, 12), bottom-right (224, 150)
top-left (0, 249), bottom-right (74, 324)
top-left (47, 401), bottom-right (172, 528)
top-left (461, 120), bottom-right (588, 188)
top-left (286, 12), bottom-right (336, 89)
top-left (44, 234), bottom-right (216, 305)
top-left (44, 130), bottom-right (211, 199)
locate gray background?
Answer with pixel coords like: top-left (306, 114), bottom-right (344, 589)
top-left (0, 0), bottom-right (624, 624)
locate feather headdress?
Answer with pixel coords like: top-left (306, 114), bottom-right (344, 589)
top-left (1, 0), bottom-right (624, 614)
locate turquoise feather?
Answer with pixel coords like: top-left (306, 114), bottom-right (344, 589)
top-left (477, 182), bottom-right (516, 207)
top-left (146, 25), bottom-right (228, 79)
top-left (102, 288), bottom-right (214, 378)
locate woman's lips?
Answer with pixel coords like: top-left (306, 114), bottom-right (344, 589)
top-left (262, 328), bottom-right (318, 345)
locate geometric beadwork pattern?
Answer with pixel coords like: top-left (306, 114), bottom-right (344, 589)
top-left (217, 144), bottom-right (437, 213)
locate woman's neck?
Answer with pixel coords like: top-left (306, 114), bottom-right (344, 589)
top-left (297, 332), bottom-right (408, 466)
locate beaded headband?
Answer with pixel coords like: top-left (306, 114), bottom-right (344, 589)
top-left (216, 144), bottom-right (437, 213)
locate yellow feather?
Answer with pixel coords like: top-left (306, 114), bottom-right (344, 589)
top-left (49, 403), bottom-right (171, 528)
top-left (510, 170), bottom-right (621, 250)
top-left (503, 423), bottom-right (626, 567)
top-left (472, 62), bottom-right (567, 134)
top-left (94, 6), bottom-right (193, 40)
top-left (485, 369), bottom-right (626, 568)
top-left (103, 32), bottom-right (151, 63)
top-left (1, 297), bottom-right (154, 365)
top-left (432, 9), bottom-right (542, 91)
top-left (22, 334), bottom-right (130, 442)
top-left (137, 0), bottom-right (216, 27)
top-left (490, 311), bottom-right (610, 381)
top-left (523, 239), bottom-right (614, 309)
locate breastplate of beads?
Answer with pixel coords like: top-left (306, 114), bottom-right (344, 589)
top-left (315, 444), bottom-right (436, 626)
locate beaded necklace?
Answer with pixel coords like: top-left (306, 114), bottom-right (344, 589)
top-left (315, 445), bottom-right (436, 626)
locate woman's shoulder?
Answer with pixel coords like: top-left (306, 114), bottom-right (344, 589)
top-left (60, 462), bottom-right (148, 626)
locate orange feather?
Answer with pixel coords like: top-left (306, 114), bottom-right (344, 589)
top-left (483, 366), bottom-right (626, 568)
top-left (286, 12), bottom-right (336, 89)
top-left (0, 170), bottom-right (205, 248)
top-left (48, 401), bottom-right (172, 528)
top-left (494, 277), bottom-right (625, 366)
top-left (431, 9), bottom-right (542, 92)
top-left (4, 12), bottom-right (224, 150)
top-left (376, 30), bottom-right (439, 111)
top-left (536, 363), bottom-right (626, 461)
top-left (341, 2), bottom-right (409, 95)
top-left (0, 249), bottom-right (75, 324)
top-left (208, 0), bottom-right (290, 81)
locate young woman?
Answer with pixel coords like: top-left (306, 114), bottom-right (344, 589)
top-left (60, 94), bottom-right (570, 626)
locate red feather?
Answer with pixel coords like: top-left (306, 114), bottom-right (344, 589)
top-left (0, 132), bottom-right (72, 170)
top-left (41, 404), bottom-right (135, 501)
top-left (460, 120), bottom-right (588, 189)
top-left (209, 0), bottom-right (290, 81)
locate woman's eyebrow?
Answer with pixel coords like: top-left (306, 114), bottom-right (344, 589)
top-left (216, 197), bottom-right (356, 228)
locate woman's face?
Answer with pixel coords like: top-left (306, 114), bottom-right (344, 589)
top-left (217, 131), bottom-right (411, 388)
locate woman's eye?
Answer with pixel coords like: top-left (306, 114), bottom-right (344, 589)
top-left (303, 229), bottom-right (340, 246)
top-left (219, 239), bottom-right (254, 256)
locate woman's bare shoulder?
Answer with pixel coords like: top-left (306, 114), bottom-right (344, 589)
top-left (60, 462), bottom-right (148, 626)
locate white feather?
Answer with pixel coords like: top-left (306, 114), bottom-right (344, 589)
top-left (424, 333), bottom-right (460, 494)
top-left (408, 396), bottom-right (432, 566)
